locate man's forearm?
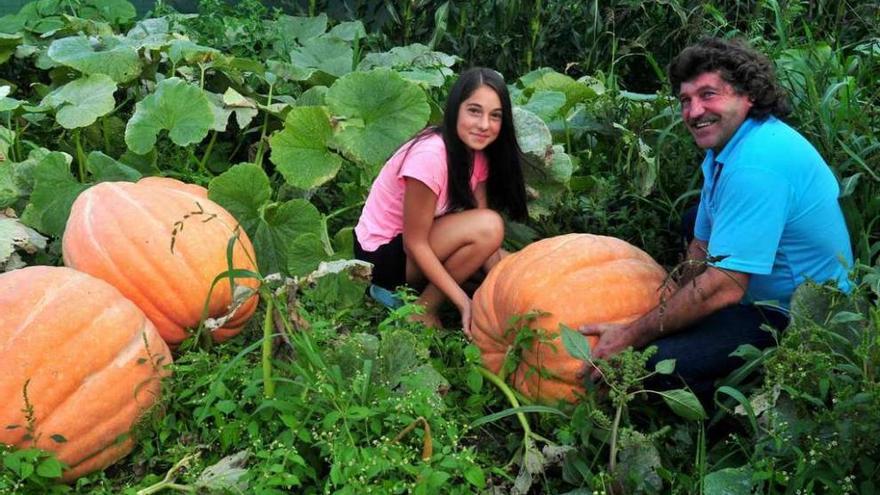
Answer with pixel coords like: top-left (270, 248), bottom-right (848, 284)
top-left (625, 267), bottom-right (748, 349)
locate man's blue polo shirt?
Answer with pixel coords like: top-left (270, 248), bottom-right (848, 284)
top-left (694, 116), bottom-right (853, 311)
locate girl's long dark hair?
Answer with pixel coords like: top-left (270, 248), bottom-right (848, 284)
top-left (402, 68), bottom-right (528, 221)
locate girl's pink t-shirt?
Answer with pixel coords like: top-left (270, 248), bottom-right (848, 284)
top-left (354, 133), bottom-right (489, 252)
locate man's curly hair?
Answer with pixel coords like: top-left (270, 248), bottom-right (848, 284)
top-left (668, 37), bottom-right (791, 120)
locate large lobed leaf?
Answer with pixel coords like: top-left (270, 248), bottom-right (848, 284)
top-left (208, 164), bottom-right (325, 276)
top-left (326, 69), bottom-right (430, 168)
top-left (124, 77), bottom-right (214, 154)
top-left (47, 35), bottom-right (141, 83)
top-left (42, 74), bottom-right (117, 129)
top-left (269, 106), bottom-right (342, 190)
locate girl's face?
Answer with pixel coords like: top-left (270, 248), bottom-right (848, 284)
top-left (456, 85), bottom-right (503, 151)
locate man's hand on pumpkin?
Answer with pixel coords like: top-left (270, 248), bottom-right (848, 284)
top-left (578, 322), bottom-right (637, 381)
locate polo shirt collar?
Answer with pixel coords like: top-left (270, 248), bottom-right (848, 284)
top-left (715, 116), bottom-right (762, 165)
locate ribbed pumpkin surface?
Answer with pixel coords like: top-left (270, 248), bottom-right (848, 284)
top-left (0, 266), bottom-right (172, 482)
top-left (62, 178), bottom-right (259, 346)
top-left (470, 234), bottom-right (669, 403)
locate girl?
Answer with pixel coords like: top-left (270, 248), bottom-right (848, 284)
top-left (353, 67), bottom-right (528, 332)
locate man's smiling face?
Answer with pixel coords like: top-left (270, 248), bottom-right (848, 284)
top-left (679, 71), bottom-right (753, 152)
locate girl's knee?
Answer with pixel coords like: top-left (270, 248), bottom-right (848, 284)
top-left (472, 209), bottom-right (504, 247)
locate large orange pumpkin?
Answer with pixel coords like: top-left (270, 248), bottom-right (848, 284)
top-left (62, 178), bottom-right (259, 346)
top-left (0, 266), bottom-right (172, 482)
top-left (470, 234), bottom-right (670, 403)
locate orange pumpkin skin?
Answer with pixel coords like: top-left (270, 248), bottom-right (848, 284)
top-left (470, 234), bottom-right (670, 403)
top-left (0, 266), bottom-right (172, 482)
top-left (62, 178), bottom-right (259, 346)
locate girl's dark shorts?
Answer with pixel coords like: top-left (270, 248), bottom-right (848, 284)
top-left (354, 233), bottom-right (407, 291)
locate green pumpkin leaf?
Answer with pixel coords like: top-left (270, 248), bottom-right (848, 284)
top-left (208, 163), bottom-right (272, 231)
top-left (287, 232), bottom-right (327, 276)
top-left (0, 85), bottom-right (22, 112)
top-left (291, 35), bottom-right (354, 79)
top-left (269, 106), bottom-right (343, 189)
top-left (327, 69), bottom-right (430, 168)
top-left (47, 35), bottom-right (141, 83)
top-left (78, 0), bottom-right (137, 25)
top-left (523, 90), bottom-right (567, 121)
top-left (0, 33), bottom-right (22, 65)
top-left (42, 74), bottom-right (116, 129)
top-left (86, 151), bottom-right (141, 182)
top-left (209, 164), bottom-right (324, 276)
top-left (125, 78), bottom-right (214, 154)
top-left (167, 39), bottom-right (220, 65)
top-left (273, 14), bottom-right (328, 45)
top-left (358, 44), bottom-right (457, 88)
top-left (20, 152), bottom-right (88, 236)
top-left (124, 17), bottom-right (173, 50)
top-left (328, 21), bottom-right (366, 42)
top-left (659, 388), bottom-right (707, 421)
top-left (515, 107), bottom-right (572, 218)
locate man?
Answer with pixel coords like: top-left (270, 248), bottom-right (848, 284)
top-left (580, 37), bottom-right (853, 396)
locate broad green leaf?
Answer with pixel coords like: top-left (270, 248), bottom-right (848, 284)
top-left (0, 161), bottom-right (19, 207)
top-left (358, 44), bottom-right (457, 72)
top-left (269, 106), bottom-right (343, 189)
top-left (520, 69), bottom-right (597, 112)
top-left (273, 14), bottom-right (328, 44)
top-left (309, 271), bottom-right (366, 309)
top-left (327, 21), bottom-right (366, 42)
top-left (327, 69), bottom-right (430, 167)
top-left (659, 388), bottom-right (707, 421)
top-left (0, 33), bottom-right (21, 64)
top-left (524, 91), bottom-right (567, 121)
top-left (0, 124), bottom-right (13, 163)
top-left (125, 78), bottom-right (214, 154)
top-left (332, 226), bottom-right (353, 258)
top-left (86, 151), bottom-right (141, 182)
top-left (703, 467), bottom-right (754, 495)
top-left (43, 74), bottom-right (116, 129)
top-left (47, 35), bottom-right (141, 83)
top-left (78, 0), bottom-right (137, 25)
top-left (291, 35), bottom-right (353, 79)
top-left (168, 39), bottom-right (220, 65)
top-left (287, 232), bottom-right (327, 276)
top-left (20, 152), bottom-right (88, 236)
top-left (296, 86), bottom-right (328, 107)
top-left (560, 325), bottom-right (591, 361)
top-left (209, 164), bottom-right (324, 275)
top-left (0, 85), bottom-right (21, 112)
top-left (514, 106), bottom-right (552, 156)
top-left (124, 17), bottom-right (173, 50)
top-left (267, 59), bottom-right (317, 83)
top-left (208, 163), bottom-right (272, 231)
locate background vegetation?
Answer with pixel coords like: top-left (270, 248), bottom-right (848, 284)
top-left (0, 0), bottom-right (878, 493)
